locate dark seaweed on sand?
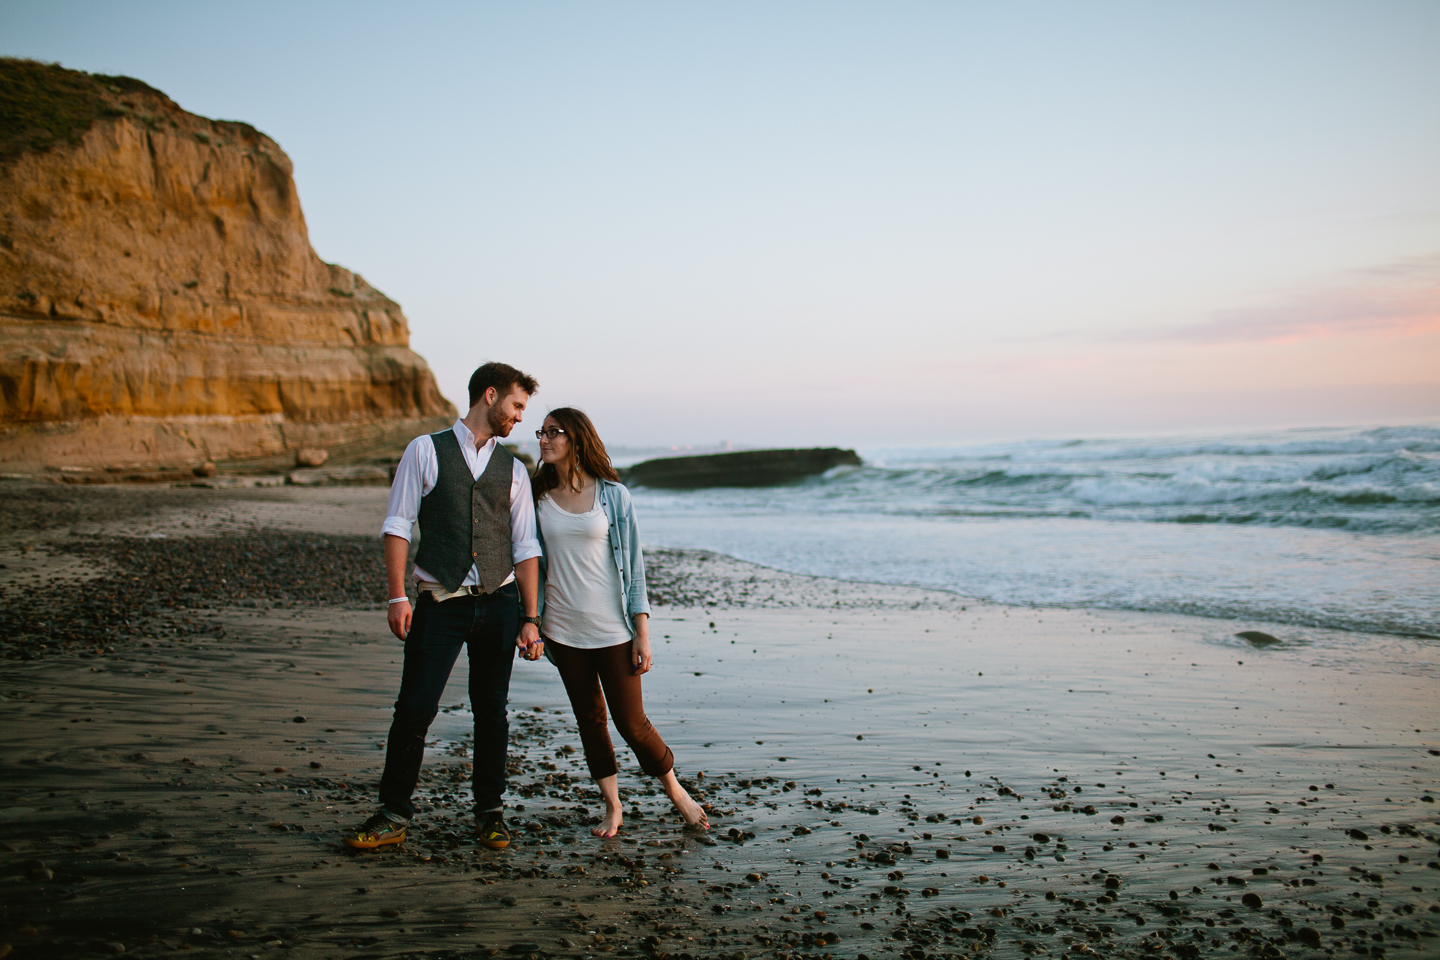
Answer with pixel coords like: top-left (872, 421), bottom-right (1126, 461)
top-left (0, 532), bottom-right (388, 659)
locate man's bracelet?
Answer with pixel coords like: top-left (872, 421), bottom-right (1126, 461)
top-left (388, 597), bottom-right (410, 605)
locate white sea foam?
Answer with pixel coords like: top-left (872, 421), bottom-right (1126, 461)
top-left (631, 424), bottom-right (1440, 638)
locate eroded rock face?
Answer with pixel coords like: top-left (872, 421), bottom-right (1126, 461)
top-left (0, 60), bottom-right (455, 472)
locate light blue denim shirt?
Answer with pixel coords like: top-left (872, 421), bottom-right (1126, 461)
top-left (536, 479), bottom-right (651, 636)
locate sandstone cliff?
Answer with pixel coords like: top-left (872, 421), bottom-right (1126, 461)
top-left (0, 59), bottom-right (456, 475)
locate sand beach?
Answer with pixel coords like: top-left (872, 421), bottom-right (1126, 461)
top-left (1, 482), bottom-right (1436, 960)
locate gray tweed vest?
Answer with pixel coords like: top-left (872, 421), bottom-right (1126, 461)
top-left (413, 430), bottom-right (515, 593)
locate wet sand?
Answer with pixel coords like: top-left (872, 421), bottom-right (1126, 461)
top-left (1, 482), bottom-right (1437, 960)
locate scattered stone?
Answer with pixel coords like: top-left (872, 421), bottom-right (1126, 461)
top-left (1236, 630), bottom-right (1281, 647)
top-left (193, 461), bottom-right (217, 478)
top-left (1241, 893), bottom-right (1263, 908)
top-left (1296, 927), bottom-right (1322, 948)
top-left (296, 448), bottom-right (329, 468)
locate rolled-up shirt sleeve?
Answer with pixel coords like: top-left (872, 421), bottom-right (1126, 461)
top-left (381, 435), bottom-right (437, 541)
top-left (510, 462), bottom-right (542, 564)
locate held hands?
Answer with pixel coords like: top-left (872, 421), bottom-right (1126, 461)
top-left (517, 621), bottom-right (544, 661)
top-left (631, 615), bottom-right (653, 675)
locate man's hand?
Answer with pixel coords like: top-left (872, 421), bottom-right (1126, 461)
top-left (518, 621), bottom-right (543, 661)
top-left (388, 599), bottom-right (412, 640)
top-left (383, 534), bottom-right (413, 641)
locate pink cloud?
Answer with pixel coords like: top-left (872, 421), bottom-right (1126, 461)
top-left (1153, 253), bottom-right (1440, 346)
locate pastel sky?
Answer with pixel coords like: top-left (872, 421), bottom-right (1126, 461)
top-left (4, 1), bottom-right (1438, 446)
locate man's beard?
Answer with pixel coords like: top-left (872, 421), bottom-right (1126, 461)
top-left (486, 403), bottom-right (514, 438)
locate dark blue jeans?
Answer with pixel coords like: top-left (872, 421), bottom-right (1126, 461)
top-left (378, 584), bottom-right (519, 819)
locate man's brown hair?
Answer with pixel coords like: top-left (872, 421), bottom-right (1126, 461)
top-left (532, 407), bottom-right (621, 500)
top-left (467, 362), bottom-right (539, 409)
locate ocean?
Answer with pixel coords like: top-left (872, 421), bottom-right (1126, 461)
top-left (617, 423), bottom-right (1440, 639)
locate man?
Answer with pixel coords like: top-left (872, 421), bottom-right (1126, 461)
top-left (344, 361), bottom-right (545, 851)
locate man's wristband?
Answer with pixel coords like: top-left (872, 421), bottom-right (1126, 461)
top-left (388, 597), bottom-right (410, 605)
top-left (522, 615), bottom-right (542, 626)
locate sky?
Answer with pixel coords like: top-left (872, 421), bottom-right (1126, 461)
top-left (4, 1), bottom-right (1438, 446)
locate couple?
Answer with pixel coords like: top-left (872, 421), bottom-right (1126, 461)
top-left (343, 361), bottom-right (707, 850)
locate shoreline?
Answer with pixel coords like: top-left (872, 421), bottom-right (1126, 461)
top-left (1, 483), bottom-right (1437, 959)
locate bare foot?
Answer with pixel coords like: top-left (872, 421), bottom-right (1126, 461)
top-left (592, 805), bottom-right (623, 838)
top-left (667, 785), bottom-right (710, 830)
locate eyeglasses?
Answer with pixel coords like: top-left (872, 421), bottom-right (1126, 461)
top-left (535, 427), bottom-right (567, 440)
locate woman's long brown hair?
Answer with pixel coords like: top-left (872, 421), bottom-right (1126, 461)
top-left (532, 406), bottom-right (621, 501)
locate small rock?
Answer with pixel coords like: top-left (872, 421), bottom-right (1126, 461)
top-left (1110, 815), bottom-right (1125, 824)
top-left (293, 715), bottom-right (307, 723)
top-left (1241, 893), bottom-right (1263, 908)
top-left (1348, 828), bottom-right (1369, 841)
top-left (309, 761), bottom-right (322, 768)
top-left (500, 896), bottom-right (518, 906)
top-left (380, 908), bottom-right (401, 918)
top-left (1031, 833), bottom-right (1050, 844)
top-left (508, 944), bottom-right (541, 955)
top-left (102, 943), bottom-right (126, 955)
top-left (193, 461), bottom-right (218, 478)
top-left (296, 448), bottom-right (329, 468)
top-left (1236, 630), bottom-right (1281, 647)
top-left (1296, 927), bottom-right (1322, 948)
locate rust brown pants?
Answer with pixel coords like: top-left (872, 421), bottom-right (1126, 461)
top-left (546, 638), bottom-right (674, 781)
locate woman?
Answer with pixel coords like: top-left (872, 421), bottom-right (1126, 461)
top-left (532, 407), bottom-right (709, 837)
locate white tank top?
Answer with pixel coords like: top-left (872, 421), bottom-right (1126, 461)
top-left (538, 494), bottom-right (632, 648)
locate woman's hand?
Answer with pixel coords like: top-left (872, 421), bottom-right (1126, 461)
top-left (631, 614), bottom-right (653, 675)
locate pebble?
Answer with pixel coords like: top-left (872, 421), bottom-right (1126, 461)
top-left (1241, 893), bottom-right (1263, 908)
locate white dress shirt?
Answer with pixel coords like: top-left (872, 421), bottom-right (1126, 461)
top-left (382, 419), bottom-right (542, 588)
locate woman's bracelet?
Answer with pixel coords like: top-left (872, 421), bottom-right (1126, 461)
top-left (388, 596), bottom-right (410, 605)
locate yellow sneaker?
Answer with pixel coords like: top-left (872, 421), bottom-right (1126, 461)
top-left (343, 811), bottom-right (407, 849)
top-left (477, 813), bottom-right (510, 850)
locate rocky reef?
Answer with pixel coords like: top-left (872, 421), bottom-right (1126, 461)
top-left (0, 59), bottom-right (455, 476)
top-left (623, 447), bottom-right (861, 488)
